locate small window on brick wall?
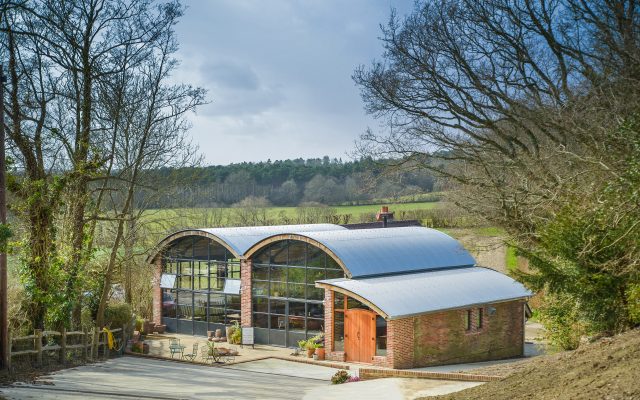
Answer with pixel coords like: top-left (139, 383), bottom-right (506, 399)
top-left (465, 307), bottom-right (486, 332)
top-left (465, 309), bottom-right (472, 331)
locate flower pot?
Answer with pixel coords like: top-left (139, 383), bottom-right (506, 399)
top-left (316, 348), bottom-right (325, 360)
top-left (307, 348), bottom-right (315, 358)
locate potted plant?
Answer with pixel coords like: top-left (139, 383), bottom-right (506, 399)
top-left (305, 340), bottom-right (316, 358)
top-left (307, 333), bottom-right (325, 360)
top-left (315, 343), bottom-right (325, 360)
top-left (296, 339), bottom-right (307, 356)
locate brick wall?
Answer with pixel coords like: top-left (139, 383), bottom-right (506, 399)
top-left (409, 300), bottom-right (525, 368)
top-left (240, 259), bottom-right (252, 328)
top-left (324, 289), bottom-right (347, 361)
top-left (152, 257), bottom-right (162, 326)
top-left (317, 288), bottom-right (524, 369)
top-left (386, 317), bottom-right (414, 368)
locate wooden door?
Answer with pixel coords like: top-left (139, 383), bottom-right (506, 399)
top-left (344, 309), bottom-right (376, 363)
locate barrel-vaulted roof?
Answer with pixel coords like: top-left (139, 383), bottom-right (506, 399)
top-left (147, 224), bottom-right (346, 262)
top-left (316, 267), bottom-right (532, 319)
top-left (245, 226), bottom-right (476, 278)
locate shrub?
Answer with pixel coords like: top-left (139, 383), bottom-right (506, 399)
top-left (104, 303), bottom-right (133, 329)
top-left (331, 370), bottom-right (351, 384)
top-left (229, 321), bottom-right (242, 344)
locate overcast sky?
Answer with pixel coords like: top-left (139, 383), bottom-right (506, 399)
top-left (173, 0), bottom-right (413, 165)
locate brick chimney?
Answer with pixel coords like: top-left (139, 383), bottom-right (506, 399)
top-left (376, 206), bottom-right (394, 227)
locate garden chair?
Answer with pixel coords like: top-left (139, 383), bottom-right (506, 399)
top-left (200, 345), bottom-right (214, 364)
top-left (169, 338), bottom-right (184, 359)
top-left (182, 342), bottom-right (198, 361)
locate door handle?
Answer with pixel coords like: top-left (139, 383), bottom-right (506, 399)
top-left (357, 331), bottom-right (360, 340)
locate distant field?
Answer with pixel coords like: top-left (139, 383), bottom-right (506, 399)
top-left (145, 201), bottom-right (438, 219)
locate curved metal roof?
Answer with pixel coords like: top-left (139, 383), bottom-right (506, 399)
top-left (316, 267), bottom-right (532, 319)
top-left (248, 226), bottom-right (476, 278)
top-left (199, 224), bottom-right (346, 255)
top-left (151, 224), bottom-right (345, 260)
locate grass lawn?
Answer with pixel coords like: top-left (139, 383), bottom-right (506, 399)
top-left (142, 201), bottom-right (440, 224)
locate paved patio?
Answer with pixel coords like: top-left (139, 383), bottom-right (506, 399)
top-left (144, 332), bottom-right (291, 362)
top-left (0, 357), bottom-right (483, 400)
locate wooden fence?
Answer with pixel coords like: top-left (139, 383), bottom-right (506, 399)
top-left (7, 326), bottom-right (127, 371)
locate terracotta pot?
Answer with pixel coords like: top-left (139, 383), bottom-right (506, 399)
top-left (307, 348), bottom-right (315, 358)
top-left (315, 348), bottom-right (325, 360)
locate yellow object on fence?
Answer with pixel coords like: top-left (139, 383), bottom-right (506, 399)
top-left (103, 327), bottom-right (115, 350)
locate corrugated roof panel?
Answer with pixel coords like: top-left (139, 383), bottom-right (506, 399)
top-left (317, 267), bottom-right (532, 319)
top-left (293, 226), bottom-right (475, 278)
top-left (199, 224), bottom-right (346, 255)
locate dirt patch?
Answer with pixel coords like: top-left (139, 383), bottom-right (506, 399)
top-left (423, 328), bottom-right (640, 400)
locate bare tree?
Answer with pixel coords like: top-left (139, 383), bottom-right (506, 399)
top-left (354, 0), bottom-right (640, 340)
top-left (1, 0), bottom-right (204, 329)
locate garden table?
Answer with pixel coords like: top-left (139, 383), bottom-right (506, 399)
top-left (169, 343), bottom-right (186, 358)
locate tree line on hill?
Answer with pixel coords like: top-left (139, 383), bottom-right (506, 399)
top-left (137, 157), bottom-right (441, 208)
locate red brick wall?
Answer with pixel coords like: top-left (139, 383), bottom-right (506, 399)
top-left (240, 259), bottom-right (252, 328)
top-left (324, 289), bottom-right (333, 349)
top-left (386, 318), bottom-right (414, 368)
top-left (152, 257), bottom-right (162, 326)
top-left (409, 300), bottom-right (525, 367)
top-left (324, 289), bottom-right (347, 361)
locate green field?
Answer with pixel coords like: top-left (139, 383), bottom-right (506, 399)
top-left (144, 201), bottom-right (438, 221)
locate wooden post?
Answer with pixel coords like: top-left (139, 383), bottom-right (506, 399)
top-left (92, 328), bottom-right (99, 360)
top-left (103, 330), bottom-right (108, 360)
top-left (122, 324), bottom-right (127, 354)
top-left (6, 332), bottom-right (11, 371)
top-left (81, 330), bottom-right (88, 362)
top-left (35, 329), bottom-right (43, 367)
top-left (59, 329), bottom-right (66, 365)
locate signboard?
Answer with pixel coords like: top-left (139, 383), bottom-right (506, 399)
top-left (223, 279), bottom-right (241, 295)
top-left (160, 274), bottom-right (177, 289)
top-left (242, 327), bottom-right (255, 347)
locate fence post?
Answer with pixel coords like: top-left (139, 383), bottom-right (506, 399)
top-left (122, 324), bottom-right (127, 355)
top-left (103, 330), bottom-right (108, 360)
top-left (59, 328), bottom-right (66, 365)
top-left (92, 328), bottom-right (99, 360)
top-left (34, 329), bottom-right (42, 367)
top-left (82, 330), bottom-right (88, 363)
top-left (6, 332), bottom-right (11, 370)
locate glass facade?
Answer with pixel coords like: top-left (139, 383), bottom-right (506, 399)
top-left (251, 240), bottom-right (345, 347)
top-left (161, 236), bottom-right (241, 335)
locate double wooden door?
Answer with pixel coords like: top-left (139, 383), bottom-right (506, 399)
top-left (344, 309), bottom-right (376, 363)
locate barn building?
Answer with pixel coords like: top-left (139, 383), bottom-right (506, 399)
top-left (148, 221), bottom-right (531, 368)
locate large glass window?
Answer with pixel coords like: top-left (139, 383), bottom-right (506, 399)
top-left (251, 240), bottom-right (345, 342)
top-left (161, 235), bottom-right (242, 334)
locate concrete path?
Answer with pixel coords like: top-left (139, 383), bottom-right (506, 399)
top-left (304, 378), bottom-right (482, 400)
top-left (0, 357), bottom-right (328, 400)
top-left (411, 342), bottom-right (543, 374)
top-left (0, 356), bottom-right (483, 400)
top-left (222, 358), bottom-right (341, 380)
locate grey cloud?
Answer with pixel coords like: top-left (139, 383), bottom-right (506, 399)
top-left (201, 61), bottom-right (259, 91)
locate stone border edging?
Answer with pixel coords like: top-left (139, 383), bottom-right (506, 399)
top-left (358, 367), bottom-right (502, 382)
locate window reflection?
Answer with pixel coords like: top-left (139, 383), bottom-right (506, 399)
top-left (161, 235), bottom-right (244, 329)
